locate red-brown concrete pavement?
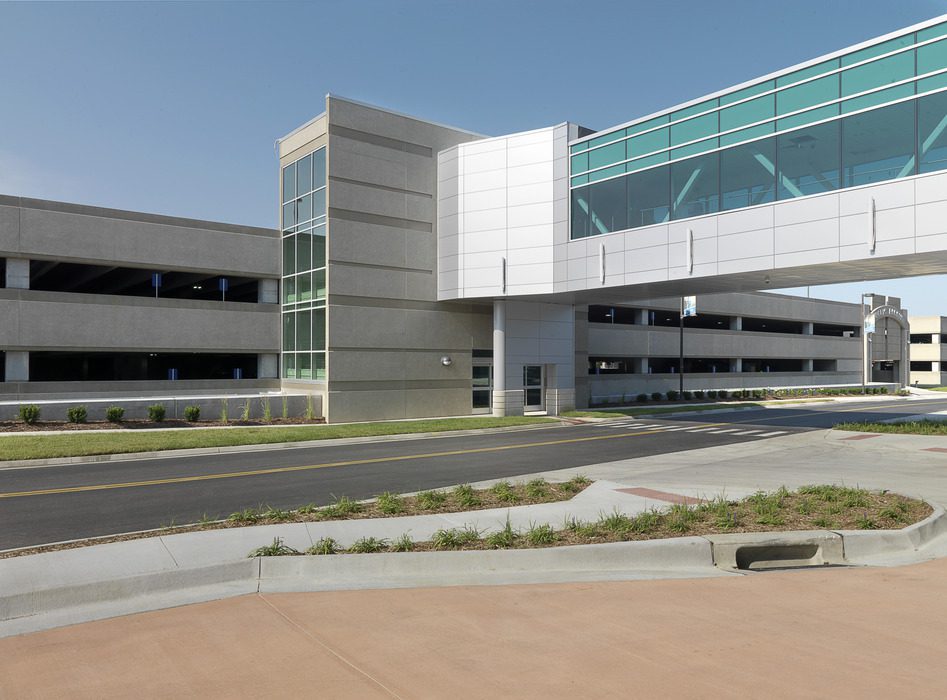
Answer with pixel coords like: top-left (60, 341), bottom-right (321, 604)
top-left (3, 558), bottom-right (947, 699)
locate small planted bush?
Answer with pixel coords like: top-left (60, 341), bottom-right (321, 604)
top-left (307, 537), bottom-right (340, 555)
top-left (717, 389), bottom-right (729, 399)
top-left (693, 390), bottom-right (705, 400)
top-left (183, 405), bottom-right (201, 422)
top-left (261, 396), bottom-right (272, 422)
top-left (148, 404), bottom-right (166, 422)
top-left (650, 392), bottom-right (663, 402)
top-left (66, 405), bottom-right (88, 424)
top-left (349, 537), bottom-right (388, 554)
top-left (248, 537), bottom-right (299, 557)
top-left (105, 406), bottom-right (125, 423)
top-left (18, 404), bottom-right (40, 425)
top-left (682, 390), bottom-right (693, 400)
top-left (241, 398), bottom-right (251, 422)
top-left (665, 389), bottom-right (679, 401)
top-left (636, 393), bottom-right (649, 403)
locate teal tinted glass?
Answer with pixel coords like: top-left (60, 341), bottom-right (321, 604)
top-left (589, 130), bottom-right (625, 148)
top-left (776, 103), bottom-right (839, 131)
top-left (720, 122), bottom-right (774, 147)
top-left (313, 309), bottom-right (326, 351)
top-left (296, 234), bottom-right (311, 274)
top-left (919, 73), bottom-right (947, 92)
top-left (282, 163), bottom-right (295, 203)
top-left (282, 352), bottom-right (295, 379)
top-left (670, 112), bottom-right (718, 147)
top-left (297, 193), bottom-right (312, 223)
top-left (314, 270), bottom-right (326, 299)
top-left (626, 151), bottom-right (668, 171)
top-left (589, 177), bottom-right (627, 233)
top-left (313, 188), bottom-right (326, 219)
top-left (281, 201), bottom-right (295, 231)
top-left (671, 98), bottom-right (718, 121)
top-left (570, 142), bottom-right (585, 154)
top-left (571, 152), bottom-right (589, 174)
top-left (298, 352), bottom-right (312, 380)
top-left (670, 137), bottom-right (718, 160)
top-left (776, 120), bottom-right (840, 199)
top-left (312, 226), bottom-right (326, 268)
top-left (297, 310), bottom-right (312, 351)
top-left (282, 313), bottom-right (295, 350)
top-left (918, 89), bottom-right (947, 173)
top-left (313, 148), bottom-right (326, 190)
top-left (841, 51), bottom-right (914, 96)
top-left (720, 80), bottom-right (774, 105)
top-left (588, 141), bottom-right (626, 170)
top-left (721, 137), bottom-right (776, 210)
top-left (777, 74), bottom-right (839, 115)
top-left (627, 114), bottom-right (669, 136)
top-left (841, 83), bottom-right (913, 113)
top-left (918, 22), bottom-right (947, 42)
top-left (571, 174), bottom-right (589, 186)
top-left (841, 35), bottom-right (914, 67)
top-left (841, 100), bottom-right (915, 187)
top-left (917, 38), bottom-right (947, 75)
top-left (314, 352), bottom-right (326, 379)
top-left (671, 152), bottom-right (718, 220)
top-left (629, 127), bottom-right (669, 156)
top-left (298, 272), bottom-right (312, 302)
top-left (571, 187), bottom-right (591, 238)
top-left (720, 94), bottom-right (775, 131)
top-left (297, 154), bottom-right (312, 194)
top-left (776, 59), bottom-right (839, 87)
top-left (627, 166), bottom-right (669, 228)
top-left (589, 164), bottom-right (625, 181)
top-left (282, 235), bottom-right (295, 274)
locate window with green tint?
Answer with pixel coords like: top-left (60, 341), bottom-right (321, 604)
top-left (777, 120), bottom-right (840, 199)
top-left (919, 73), bottom-right (947, 93)
top-left (282, 163), bottom-right (295, 203)
top-left (670, 112), bottom-right (718, 146)
top-left (313, 189), bottom-right (326, 219)
top-left (841, 83), bottom-right (913, 113)
top-left (720, 80), bottom-right (775, 105)
top-left (776, 58), bottom-right (839, 87)
top-left (777, 74), bottom-right (839, 115)
top-left (282, 236), bottom-right (295, 274)
top-left (720, 94), bottom-right (775, 131)
top-left (671, 98), bottom-right (718, 121)
top-left (313, 308), bottom-right (326, 351)
top-left (627, 167), bottom-right (669, 228)
top-left (589, 164), bottom-right (625, 182)
top-left (314, 353), bottom-right (326, 380)
top-left (298, 352), bottom-right (312, 380)
top-left (918, 38), bottom-right (947, 76)
top-left (841, 51), bottom-right (914, 96)
top-left (297, 193), bottom-right (312, 223)
top-left (671, 152), bottom-right (718, 220)
top-left (571, 152), bottom-right (589, 174)
top-left (627, 114), bottom-right (669, 136)
top-left (588, 130), bottom-right (625, 149)
top-left (918, 90), bottom-right (947, 173)
top-left (589, 177), bottom-right (627, 234)
top-left (720, 122), bottom-right (774, 147)
top-left (282, 353), bottom-right (295, 379)
top-left (570, 142), bottom-right (586, 154)
top-left (296, 234), bottom-right (311, 273)
top-left (297, 154), bottom-right (312, 195)
top-left (297, 310), bottom-right (312, 351)
top-left (283, 314), bottom-right (295, 351)
top-left (776, 103), bottom-right (839, 131)
top-left (313, 148), bottom-right (326, 190)
top-left (721, 137), bottom-right (776, 210)
top-left (670, 137), bottom-right (718, 160)
top-left (571, 174), bottom-right (589, 186)
top-left (314, 270), bottom-right (326, 299)
top-left (625, 151), bottom-right (668, 172)
top-left (571, 187), bottom-right (591, 238)
top-left (588, 141), bottom-right (626, 170)
top-left (841, 100), bottom-right (915, 187)
top-left (918, 21), bottom-right (947, 42)
top-left (282, 276), bottom-right (296, 304)
top-left (629, 127), bottom-right (669, 156)
top-left (281, 201), bottom-right (295, 231)
top-left (841, 35), bottom-right (914, 67)
top-left (298, 272), bottom-right (312, 302)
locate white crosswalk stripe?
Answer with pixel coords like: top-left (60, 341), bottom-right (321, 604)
top-left (706, 428), bottom-right (741, 433)
top-left (755, 431), bottom-right (787, 437)
top-left (732, 430), bottom-right (762, 435)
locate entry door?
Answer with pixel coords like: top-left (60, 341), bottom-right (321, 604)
top-left (472, 363), bottom-right (492, 414)
top-left (523, 365), bottom-right (544, 412)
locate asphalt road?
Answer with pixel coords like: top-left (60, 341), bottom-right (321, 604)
top-left (0, 396), bottom-right (944, 550)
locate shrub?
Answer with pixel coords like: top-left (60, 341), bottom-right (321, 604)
top-left (18, 404), bottom-right (40, 425)
top-left (636, 393), bottom-right (649, 403)
top-left (377, 491), bottom-right (405, 514)
top-left (307, 537), bottom-right (340, 555)
top-left (416, 490), bottom-right (447, 510)
top-left (105, 406), bottom-right (125, 423)
top-left (349, 537), bottom-right (388, 554)
top-left (666, 389), bottom-right (679, 401)
top-left (694, 390), bottom-right (705, 400)
top-left (248, 537), bottom-right (298, 557)
top-left (717, 389), bottom-right (729, 399)
top-left (148, 404), bottom-right (166, 422)
top-left (66, 405), bottom-right (88, 424)
top-left (183, 405), bottom-right (201, 422)
top-left (682, 390), bottom-right (692, 400)
top-left (650, 392), bottom-right (663, 401)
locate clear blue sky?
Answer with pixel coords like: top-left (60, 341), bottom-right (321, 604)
top-left (2, 0), bottom-right (947, 313)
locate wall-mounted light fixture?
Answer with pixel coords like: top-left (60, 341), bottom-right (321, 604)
top-left (440, 356), bottom-right (453, 367)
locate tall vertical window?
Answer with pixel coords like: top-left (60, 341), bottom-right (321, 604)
top-left (281, 147), bottom-right (327, 380)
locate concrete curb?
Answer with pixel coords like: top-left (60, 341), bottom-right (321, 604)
top-left (0, 421), bottom-right (562, 470)
top-left (2, 504), bottom-right (945, 639)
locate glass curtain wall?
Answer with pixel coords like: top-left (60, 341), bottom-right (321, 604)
top-left (281, 147), bottom-right (327, 380)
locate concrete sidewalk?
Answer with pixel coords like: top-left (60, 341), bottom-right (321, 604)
top-left (3, 559), bottom-right (947, 698)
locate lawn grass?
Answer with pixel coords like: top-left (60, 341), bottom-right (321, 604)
top-left (835, 420), bottom-right (947, 436)
top-left (0, 416), bottom-right (554, 461)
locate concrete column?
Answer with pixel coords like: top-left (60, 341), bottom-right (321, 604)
top-left (491, 300), bottom-right (523, 416)
top-left (5, 258), bottom-right (29, 289)
top-left (933, 361), bottom-right (941, 372)
top-left (4, 351), bottom-right (28, 382)
top-left (803, 359), bottom-right (814, 372)
top-left (732, 358), bottom-right (743, 373)
top-left (933, 333), bottom-right (941, 345)
top-left (635, 358), bottom-right (649, 374)
top-left (636, 308), bottom-right (649, 325)
top-left (730, 316), bottom-right (742, 331)
top-left (258, 278), bottom-right (278, 304)
top-left (803, 322), bottom-right (814, 335)
top-left (257, 353), bottom-right (279, 379)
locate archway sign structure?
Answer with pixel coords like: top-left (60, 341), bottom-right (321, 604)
top-left (863, 301), bottom-right (910, 389)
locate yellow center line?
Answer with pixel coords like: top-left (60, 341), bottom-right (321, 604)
top-left (0, 424), bottom-right (722, 500)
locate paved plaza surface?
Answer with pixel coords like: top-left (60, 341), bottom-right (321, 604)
top-left (3, 558), bottom-right (946, 699)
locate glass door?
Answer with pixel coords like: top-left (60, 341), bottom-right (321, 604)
top-left (472, 363), bottom-right (492, 414)
top-left (523, 365), bottom-right (544, 412)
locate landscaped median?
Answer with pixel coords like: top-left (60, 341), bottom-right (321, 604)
top-left (835, 420), bottom-right (947, 435)
top-left (0, 416), bottom-right (554, 462)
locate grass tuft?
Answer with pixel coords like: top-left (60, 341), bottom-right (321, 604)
top-left (249, 537), bottom-right (299, 557)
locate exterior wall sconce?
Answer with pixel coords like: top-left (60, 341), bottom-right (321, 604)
top-left (440, 356), bottom-right (453, 367)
